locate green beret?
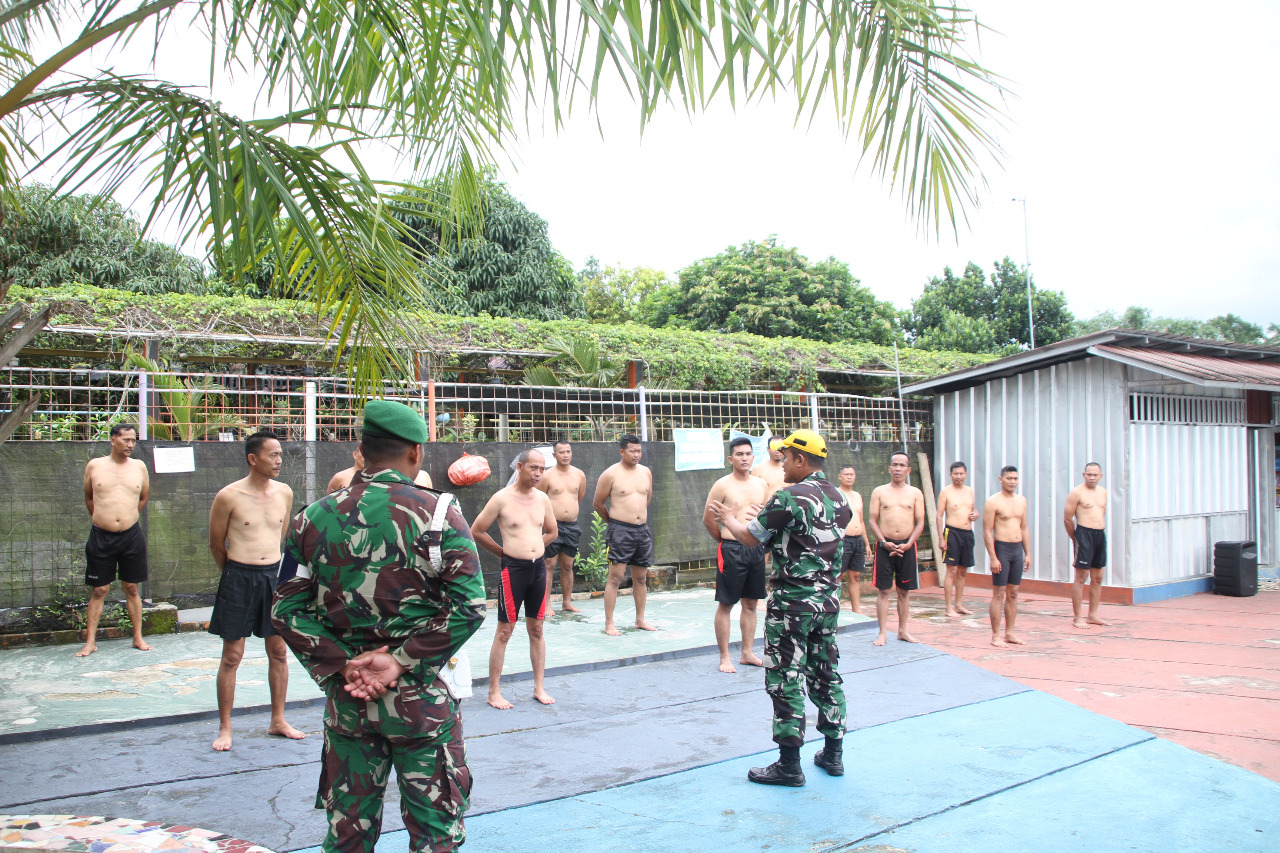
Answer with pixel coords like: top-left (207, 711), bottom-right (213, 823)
top-left (361, 399), bottom-right (429, 444)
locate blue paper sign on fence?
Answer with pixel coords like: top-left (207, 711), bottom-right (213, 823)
top-left (729, 429), bottom-right (771, 469)
top-left (673, 428), bottom-right (726, 472)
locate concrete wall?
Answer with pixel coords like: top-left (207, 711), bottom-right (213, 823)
top-left (0, 439), bottom-right (931, 606)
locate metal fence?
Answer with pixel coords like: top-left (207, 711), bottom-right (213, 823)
top-left (0, 366), bottom-right (932, 443)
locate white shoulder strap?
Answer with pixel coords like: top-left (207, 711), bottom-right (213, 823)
top-left (429, 492), bottom-right (457, 574)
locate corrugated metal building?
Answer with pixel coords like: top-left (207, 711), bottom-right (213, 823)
top-left (902, 330), bottom-right (1279, 603)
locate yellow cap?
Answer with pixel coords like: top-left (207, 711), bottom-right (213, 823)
top-left (780, 429), bottom-right (827, 458)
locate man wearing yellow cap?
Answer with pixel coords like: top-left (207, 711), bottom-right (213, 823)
top-left (710, 429), bottom-right (851, 787)
top-left (273, 399), bottom-right (487, 853)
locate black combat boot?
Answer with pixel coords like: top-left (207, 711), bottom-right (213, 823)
top-left (747, 746), bottom-right (805, 786)
top-left (813, 738), bottom-right (844, 776)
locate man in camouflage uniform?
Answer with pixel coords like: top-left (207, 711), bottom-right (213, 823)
top-left (710, 428), bottom-right (851, 786)
top-left (272, 400), bottom-right (487, 853)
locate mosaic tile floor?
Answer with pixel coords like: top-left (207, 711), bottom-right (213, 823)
top-left (0, 815), bottom-right (274, 853)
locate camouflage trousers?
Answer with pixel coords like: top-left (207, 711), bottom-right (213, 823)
top-left (316, 712), bottom-right (472, 853)
top-left (764, 610), bottom-right (846, 748)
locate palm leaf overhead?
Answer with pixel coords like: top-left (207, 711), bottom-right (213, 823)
top-left (1, 1), bottom-right (1005, 391)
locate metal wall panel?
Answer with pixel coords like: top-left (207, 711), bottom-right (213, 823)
top-left (1129, 423), bottom-right (1247, 519)
top-left (1129, 514), bottom-right (1247, 585)
top-left (931, 358), bottom-right (1128, 585)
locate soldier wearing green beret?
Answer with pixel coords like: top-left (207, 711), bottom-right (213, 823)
top-left (273, 399), bottom-right (487, 853)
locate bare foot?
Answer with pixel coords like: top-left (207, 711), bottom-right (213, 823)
top-left (873, 633), bottom-right (887, 646)
top-left (719, 659), bottom-right (737, 673)
top-left (945, 608), bottom-right (959, 617)
top-left (739, 653), bottom-right (764, 667)
top-left (268, 721), bottom-right (307, 740)
top-left (1004, 633), bottom-right (1025, 645)
top-left (635, 620), bottom-right (657, 631)
top-left (533, 689), bottom-right (556, 705)
top-left (1072, 617), bottom-right (1088, 629)
top-left (133, 639), bottom-right (153, 651)
top-left (991, 636), bottom-right (1008, 648)
top-left (955, 606), bottom-right (974, 615)
top-left (75, 643), bottom-right (97, 657)
top-left (898, 631), bottom-right (918, 643)
top-left (561, 602), bottom-right (582, 613)
top-left (604, 625), bottom-right (622, 637)
top-left (1087, 617), bottom-right (1109, 626)
top-left (487, 693), bottom-right (514, 710)
top-left (212, 729), bottom-right (233, 751)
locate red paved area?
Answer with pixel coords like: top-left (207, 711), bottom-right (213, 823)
top-left (859, 586), bottom-right (1280, 782)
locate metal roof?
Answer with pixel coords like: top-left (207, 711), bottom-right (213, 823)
top-left (1090, 345), bottom-right (1280, 390)
top-left (902, 329), bottom-right (1280, 395)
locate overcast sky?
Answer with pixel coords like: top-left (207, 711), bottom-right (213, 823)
top-left (497, 0), bottom-right (1280, 325)
top-left (42, 0), bottom-right (1280, 327)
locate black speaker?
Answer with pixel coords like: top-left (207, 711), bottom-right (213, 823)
top-left (1213, 541), bottom-right (1257, 597)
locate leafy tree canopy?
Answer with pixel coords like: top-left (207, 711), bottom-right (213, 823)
top-left (906, 257), bottom-right (1074, 353)
top-left (578, 258), bottom-right (674, 326)
top-left (648, 237), bottom-right (900, 345)
top-left (1075, 307), bottom-right (1276, 344)
top-left (1, 0), bottom-right (1005, 392)
top-left (396, 181), bottom-right (584, 321)
top-left (0, 184), bottom-right (215, 296)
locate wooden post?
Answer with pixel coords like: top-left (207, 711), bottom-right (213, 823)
top-left (0, 394), bottom-right (41, 443)
top-left (918, 451), bottom-right (943, 589)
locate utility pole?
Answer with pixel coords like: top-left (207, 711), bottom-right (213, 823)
top-left (1013, 197), bottom-right (1035, 349)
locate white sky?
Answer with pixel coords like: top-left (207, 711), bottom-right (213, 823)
top-left (35, 0), bottom-right (1280, 326)
top-left (497, 0), bottom-right (1280, 325)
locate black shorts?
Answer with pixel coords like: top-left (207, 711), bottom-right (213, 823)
top-left (84, 523), bottom-right (148, 586)
top-left (208, 560), bottom-right (281, 640)
top-left (992, 541), bottom-right (1025, 587)
top-left (606, 520), bottom-right (653, 568)
top-left (545, 520), bottom-right (581, 558)
top-left (498, 555), bottom-right (548, 622)
top-left (715, 540), bottom-right (766, 605)
top-left (874, 539), bottom-right (918, 591)
top-left (943, 526), bottom-right (975, 568)
top-left (1074, 526), bottom-right (1107, 570)
top-left (840, 536), bottom-right (866, 576)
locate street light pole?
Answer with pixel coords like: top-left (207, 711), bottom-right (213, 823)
top-left (1013, 197), bottom-right (1035, 349)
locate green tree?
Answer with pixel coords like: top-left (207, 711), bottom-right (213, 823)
top-left (0, 184), bottom-right (210, 295)
top-left (1076, 306), bottom-right (1270, 344)
top-left (1, 2), bottom-right (1004, 388)
top-left (652, 237), bottom-right (899, 344)
top-left (579, 259), bottom-right (675, 325)
top-left (906, 257), bottom-right (1073, 353)
top-left (397, 182), bottom-right (583, 321)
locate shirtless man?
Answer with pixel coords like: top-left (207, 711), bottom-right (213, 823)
top-left (702, 436), bottom-right (768, 672)
top-left (752, 438), bottom-right (786, 502)
top-left (592, 434), bottom-right (657, 636)
top-left (538, 439), bottom-right (588, 613)
top-left (868, 451), bottom-right (925, 645)
top-left (473, 448), bottom-right (558, 709)
top-left (1065, 462), bottom-right (1109, 629)
top-left (937, 461), bottom-right (979, 617)
top-left (836, 465), bottom-right (868, 615)
top-left (207, 430), bottom-right (305, 750)
top-left (328, 447), bottom-right (431, 491)
top-left (983, 465), bottom-right (1031, 648)
top-left (78, 422), bottom-right (151, 657)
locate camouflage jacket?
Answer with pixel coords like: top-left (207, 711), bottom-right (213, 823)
top-left (272, 467), bottom-right (487, 739)
top-left (746, 471), bottom-right (852, 613)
